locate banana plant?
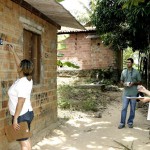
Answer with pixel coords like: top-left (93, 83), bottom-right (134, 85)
top-left (57, 60), bottom-right (79, 69)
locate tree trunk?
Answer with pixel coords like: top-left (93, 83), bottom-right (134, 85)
top-left (147, 51), bottom-right (150, 89)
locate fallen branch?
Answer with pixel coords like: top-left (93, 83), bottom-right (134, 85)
top-left (113, 140), bottom-right (134, 150)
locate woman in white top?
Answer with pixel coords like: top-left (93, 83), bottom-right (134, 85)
top-left (7, 45), bottom-right (34, 150)
top-left (138, 85), bottom-right (150, 120)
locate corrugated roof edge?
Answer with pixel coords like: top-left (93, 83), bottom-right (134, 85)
top-left (57, 27), bottom-right (96, 34)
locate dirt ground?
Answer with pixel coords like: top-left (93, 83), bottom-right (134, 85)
top-left (32, 91), bottom-right (150, 150)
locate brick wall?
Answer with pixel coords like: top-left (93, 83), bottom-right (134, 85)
top-left (58, 33), bottom-right (118, 70)
top-left (0, 1), bottom-right (57, 149)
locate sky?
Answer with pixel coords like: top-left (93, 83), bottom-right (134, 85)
top-left (60, 0), bottom-right (90, 14)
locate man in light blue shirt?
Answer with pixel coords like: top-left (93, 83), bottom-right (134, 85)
top-left (118, 58), bottom-right (141, 129)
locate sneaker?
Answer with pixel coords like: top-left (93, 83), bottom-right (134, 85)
top-left (128, 124), bottom-right (133, 128)
top-left (118, 124), bottom-right (125, 129)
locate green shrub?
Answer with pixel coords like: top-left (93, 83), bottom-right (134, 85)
top-left (82, 99), bottom-right (98, 111)
top-left (57, 85), bottom-right (109, 111)
top-left (58, 99), bottom-right (71, 109)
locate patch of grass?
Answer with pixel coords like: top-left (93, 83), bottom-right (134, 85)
top-left (82, 99), bottom-right (98, 111)
top-left (58, 98), bottom-right (71, 109)
top-left (57, 85), bottom-right (110, 111)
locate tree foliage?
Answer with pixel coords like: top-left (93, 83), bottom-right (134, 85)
top-left (77, 0), bottom-right (97, 26)
top-left (123, 47), bottom-right (139, 69)
top-left (91, 0), bottom-right (150, 51)
top-left (68, 0), bottom-right (97, 26)
top-left (119, 0), bottom-right (145, 8)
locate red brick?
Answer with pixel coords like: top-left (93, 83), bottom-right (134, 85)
top-left (0, 0), bottom-right (57, 148)
top-left (0, 110), bottom-right (5, 118)
top-left (2, 101), bottom-right (8, 108)
top-left (0, 120), bottom-right (4, 129)
top-left (0, 4), bottom-right (4, 12)
top-left (0, 128), bottom-right (5, 136)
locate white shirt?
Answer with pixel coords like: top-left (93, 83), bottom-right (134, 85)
top-left (8, 77), bottom-right (33, 116)
top-left (147, 102), bottom-right (150, 120)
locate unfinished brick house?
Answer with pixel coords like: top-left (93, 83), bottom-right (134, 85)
top-left (57, 28), bottom-right (122, 82)
top-left (0, 0), bottom-right (84, 149)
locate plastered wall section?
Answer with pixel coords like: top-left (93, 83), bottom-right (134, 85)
top-left (0, 0), bottom-right (57, 149)
top-left (58, 33), bottom-right (117, 70)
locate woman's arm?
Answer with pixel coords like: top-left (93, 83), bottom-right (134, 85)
top-left (7, 44), bottom-right (21, 67)
top-left (139, 97), bottom-right (150, 103)
top-left (13, 97), bottom-right (25, 130)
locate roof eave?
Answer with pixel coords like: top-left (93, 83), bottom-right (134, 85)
top-left (11, 0), bottom-right (85, 30)
top-left (11, 0), bottom-right (61, 29)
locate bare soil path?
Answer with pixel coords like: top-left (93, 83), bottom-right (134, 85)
top-left (32, 91), bottom-right (150, 150)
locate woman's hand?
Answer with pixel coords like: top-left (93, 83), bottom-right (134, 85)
top-left (13, 118), bottom-right (20, 130)
top-left (7, 44), bottom-right (21, 67)
top-left (139, 97), bottom-right (150, 103)
top-left (137, 85), bottom-right (146, 93)
top-left (7, 44), bottom-right (14, 52)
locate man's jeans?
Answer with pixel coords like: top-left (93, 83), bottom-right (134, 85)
top-left (120, 95), bottom-right (137, 125)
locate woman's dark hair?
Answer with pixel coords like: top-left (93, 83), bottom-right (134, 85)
top-left (20, 59), bottom-right (34, 81)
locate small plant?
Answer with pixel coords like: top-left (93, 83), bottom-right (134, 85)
top-left (58, 99), bottom-right (71, 109)
top-left (82, 99), bottom-right (98, 111)
top-left (57, 60), bottom-right (79, 69)
top-left (57, 85), bottom-right (110, 111)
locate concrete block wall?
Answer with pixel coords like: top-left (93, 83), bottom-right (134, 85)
top-left (58, 33), bottom-right (117, 70)
top-left (0, 0), bottom-right (57, 149)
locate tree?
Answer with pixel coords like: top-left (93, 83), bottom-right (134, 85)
top-left (77, 0), bottom-right (97, 26)
top-left (58, 0), bottom-right (97, 26)
top-left (91, 0), bottom-right (150, 52)
top-left (119, 0), bottom-right (145, 8)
